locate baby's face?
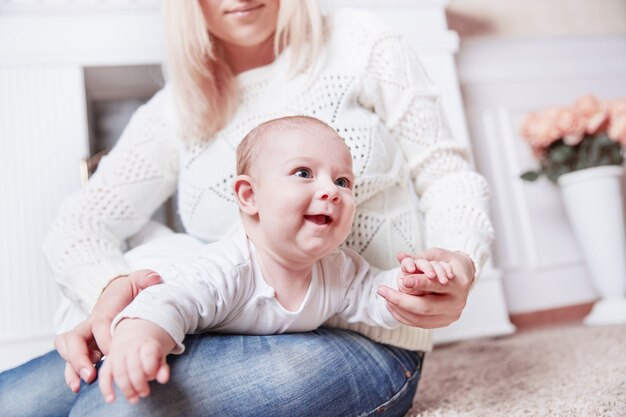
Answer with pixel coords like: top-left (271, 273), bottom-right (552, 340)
top-left (250, 124), bottom-right (356, 262)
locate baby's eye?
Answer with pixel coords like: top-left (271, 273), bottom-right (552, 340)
top-left (294, 168), bottom-right (312, 179)
top-left (335, 177), bottom-right (351, 188)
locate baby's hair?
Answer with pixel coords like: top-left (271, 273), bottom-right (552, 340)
top-left (236, 116), bottom-right (340, 176)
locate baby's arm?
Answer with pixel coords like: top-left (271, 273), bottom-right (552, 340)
top-left (399, 254), bottom-right (454, 285)
top-left (98, 318), bottom-right (176, 404)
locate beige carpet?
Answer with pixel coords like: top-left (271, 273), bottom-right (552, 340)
top-left (407, 324), bottom-right (626, 417)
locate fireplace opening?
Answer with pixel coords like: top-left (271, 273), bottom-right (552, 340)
top-left (83, 64), bottom-right (182, 232)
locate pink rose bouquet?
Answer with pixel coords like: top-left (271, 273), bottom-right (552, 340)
top-left (519, 94), bottom-right (625, 183)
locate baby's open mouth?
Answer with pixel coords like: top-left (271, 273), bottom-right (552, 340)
top-left (304, 214), bottom-right (332, 225)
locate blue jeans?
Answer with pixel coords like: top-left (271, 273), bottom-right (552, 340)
top-left (0, 328), bottom-right (424, 417)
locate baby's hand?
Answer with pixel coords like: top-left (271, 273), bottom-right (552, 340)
top-left (400, 255), bottom-right (454, 285)
top-left (98, 319), bottom-right (172, 404)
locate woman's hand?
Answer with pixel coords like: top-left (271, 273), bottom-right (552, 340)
top-left (377, 248), bottom-right (476, 329)
top-left (54, 269), bottom-right (162, 392)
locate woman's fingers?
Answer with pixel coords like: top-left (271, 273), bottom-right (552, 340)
top-left (63, 362), bottom-right (81, 393)
top-left (54, 333), bottom-right (75, 384)
top-left (386, 303), bottom-right (450, 329)
top-left (89, 349), bottom-right (103, 363)
top-left (378, 284), bottom-right (464, 328)
top-left (378, 285), bottom-right (441, 313)
top-left (397, 274), bottom-right (428, 296)
top-left (54, 320), bottom-right (90, 360)
top-left (54, 321), bottom-right (99, 386)
top-left (394, 275), bottom-right (450, 297)
top-left (130, 270), bottom-right (162, 291)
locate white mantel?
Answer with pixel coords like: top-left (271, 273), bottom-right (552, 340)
top-left (0, 3), bottom-right (163, 67)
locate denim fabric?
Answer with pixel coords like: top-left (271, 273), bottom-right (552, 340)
top-left (0, 328), bottom-right (424, 417)
top-left (0, 350), bottom-right (77, 417)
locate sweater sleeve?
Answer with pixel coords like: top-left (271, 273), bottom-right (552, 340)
top-left (358, 30), bottom-right (494, 278)
top-left (42, 88), bottom-right (180, 313)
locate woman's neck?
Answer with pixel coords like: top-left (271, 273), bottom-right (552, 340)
top-left (220, 34), bottom-right (276, 75)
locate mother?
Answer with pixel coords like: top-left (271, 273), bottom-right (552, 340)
top-left (0, 1), bottom-right (493, 416)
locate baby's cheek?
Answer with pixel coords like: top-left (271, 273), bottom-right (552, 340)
top-left (346, 196), bottom-right (356, 219)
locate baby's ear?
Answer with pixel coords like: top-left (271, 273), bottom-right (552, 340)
top-left (233, 175), bottom-right (258, 215)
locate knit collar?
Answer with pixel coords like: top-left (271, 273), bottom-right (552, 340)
top-left (235, 47), bottom-right (292, 88)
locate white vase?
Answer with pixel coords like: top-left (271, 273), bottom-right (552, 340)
top-left (558, 165), bottom-right (626, 325)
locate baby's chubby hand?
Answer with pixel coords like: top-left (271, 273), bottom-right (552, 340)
top-left (98, 319), bottom-right (173, 405)
top-left (398, 253), bottom-right (454, 290)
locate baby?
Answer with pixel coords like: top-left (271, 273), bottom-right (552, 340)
top-left (99, 116), bottom-right (454, 404)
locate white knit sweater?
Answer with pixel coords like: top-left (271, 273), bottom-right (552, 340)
top-left (43, 8), bottom-right (494, 351)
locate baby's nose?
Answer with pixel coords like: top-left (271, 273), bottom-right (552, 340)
top-left (318, 182), bottom-right (340, 202)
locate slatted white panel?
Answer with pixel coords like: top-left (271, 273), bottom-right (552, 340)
top-left (0, 66), bottom-right (88, 371)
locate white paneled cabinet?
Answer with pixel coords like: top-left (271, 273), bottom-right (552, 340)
top-left (458, 36), bottom-right (626, 314)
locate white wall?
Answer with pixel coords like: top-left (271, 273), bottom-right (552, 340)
top-left (447, 0), bottom-right (626, 37)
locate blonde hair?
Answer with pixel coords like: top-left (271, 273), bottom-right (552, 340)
top-left (162, 0), bottom-right (324, 141)
top-left (236, 116), bottom-right (338, 176)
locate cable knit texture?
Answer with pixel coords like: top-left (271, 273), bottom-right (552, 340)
top-left (43, 8), bottom-right (494, 351)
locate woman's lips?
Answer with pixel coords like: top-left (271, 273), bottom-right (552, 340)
top-left (225, 4), bottom-right (264, 15)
